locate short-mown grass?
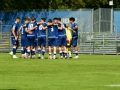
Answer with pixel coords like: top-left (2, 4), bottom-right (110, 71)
top-left (0, 53), bottom-right (120, 90)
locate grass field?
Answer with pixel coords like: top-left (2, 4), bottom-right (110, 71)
top-left (0, 53), bottom-right (120, 90)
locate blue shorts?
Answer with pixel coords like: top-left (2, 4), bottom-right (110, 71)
top-left (21, 37), bottom-right (27, 47)
top-left (27, 36), bottom-right (36, 46)
top-left (11, 37), bottom-right (19, 45)
top-left (48, 38), bottom-right (57, 46)
top-left (72, 36), bottom-right (78, 47)
top-left (38, 36), bottom-right (46, 46)
top-left (58, 36), bottom-right (67, 46)
top-left (34, 38), bottom-right (38, 47)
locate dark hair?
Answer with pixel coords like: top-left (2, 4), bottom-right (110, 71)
top-left (16, 17), bottom-right (20, 20)
top-left (41, 18), bottom-right (45, 22)
top-left (31, 17), bottom-right (36, 21)
top-left (69, 17), bottom-right (75, 22)
top-left (48, 19), bottom-right (52, 23)
top-left (57, 18), bottom-right (61, 21)
top-left (25, 17), bottom-right (30, 21)
top-left (53, 18), bottom-right (58, 20)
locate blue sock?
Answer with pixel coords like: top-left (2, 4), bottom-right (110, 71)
top-left (49, 53), bottom-right (52, 56)
top-left (13, 47), bottom-right (16, 55)
top-left (21, 49), bottom-right (24, 54)
top-left (32, 50), bottom-right (35, 56)
top-left (24, 48), bottom-right (27, 53)
top-left (38, 49), bottom-right (41, 54)
top-left (75, 51), bottom-right (78, 56)
top-left (54, 52), bottom-right (56, 56)
top-left (42, 50), bottom-right (45, 56)
top-left (60, 52), bottom-right (62, 56)
top-left (27, 50), bottom-right (30, 56)
top-left (64, 52), bottom-right (67, 57)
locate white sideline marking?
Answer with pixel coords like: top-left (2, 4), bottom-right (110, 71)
top-left (106, 84), bottom-right (120, 87)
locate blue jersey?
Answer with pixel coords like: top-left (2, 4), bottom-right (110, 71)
top-left (71, 23), bottom-right (78, 37)
top-left (53, 25), bottom-right (58, 37)
top-left (27, 21), bottom-right (37, 36)
top-left (11, 22), bottom-right (19, 37)
top-left (58, 23), bottom-right (66, 36)
top-left (37, 23), bottom-right (47, 37)
top-left (48, 25), bottom-right (57, 38)
top-left (19, 24), bottom-right (27, 38)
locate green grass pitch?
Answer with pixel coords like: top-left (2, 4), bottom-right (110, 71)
top-left (0, 53), bottom-right (120, 90)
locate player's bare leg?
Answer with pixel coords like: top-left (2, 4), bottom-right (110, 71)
top-left (67, 46), bottom-right (72, 58)
top-left (53, 46), bottom-right (57, 59)
top-left (27, 46), bottom-right (31, 58)
top-left (32, 47), bottom-right (36, 59)
top-left (63, 46), bottom-right (67, 59)
top-left (48, 46), bottom-right (52, 59)
top-left (74, 46), bottom-right (79, 58)
top-left (68, 47), bottom-right (72, 58)
top-left (41, 46), bottom-right (46, 59)
top-left (38, 46), bottom-right (41, 59)
top-left (21, 47), bottom-right (25, 58)
top-left (12, 45), bottom-right (19, 58)
top-left (59, 46), bottom-right (63, 59)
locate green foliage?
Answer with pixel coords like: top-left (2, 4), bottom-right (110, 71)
top-left (0, 0), bottom-right (118, 11)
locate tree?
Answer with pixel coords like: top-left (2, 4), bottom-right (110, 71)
top-left (0, 0), bottom-right (119, 11)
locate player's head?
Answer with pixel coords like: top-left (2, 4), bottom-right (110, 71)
top-left (48, 19), bottom-right (52, 23)
top-left (69, 17), bottom-right (75, 24)
top-left (31, 17), bottom-right (36, 22)
top-left (24, 17), bottom-right (30, 24)
top-left (15, 17), bottom-right (20, 23)
top-left (53, 18), bottom-right (58, 23)
top-left (41, 18), bottom-right (45, 23)
top-left (57, 18), bottom-right (61, 22)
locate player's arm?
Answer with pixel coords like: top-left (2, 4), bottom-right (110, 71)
top-left (53, 23), bottom-right (58, 26)
top-left (42, 26), bottom-right (47, 30)
top-left (18, 25), bottom-right (23, 38)
top-left (58, 23), bottom-right (63, 30)
top-left (12, 25), bottom-right (18, 40)
top-left (25, 28), bottom-right (32, 34)
top-left (47, 22), bottom-right (53, 26)
top-left (42, 24), bottom-right (47, 30)
top-left (27, 26), bottom-right (38, 31)
top-left (73, 23), bottom-right (78, 30)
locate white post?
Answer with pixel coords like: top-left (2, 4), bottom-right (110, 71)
top-left (91, 9), bottom-right (94, 33)
top-left (111, 7), bottom-right (113, 33)
top-left (99, 8), bottom-right (101, 34)
top-left (109, 0), bottom-right (113, 33)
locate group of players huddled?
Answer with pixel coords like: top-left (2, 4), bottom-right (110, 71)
top-left (9, 17), bottom-right (79, 59)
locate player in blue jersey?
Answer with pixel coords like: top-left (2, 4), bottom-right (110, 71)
top-left (69, 17), bottom-right (79, 58)
top-left (37, 18), bottom-right (47, 59)
top-left (53, 18), bottom-right (58, 37)
top-left (57, 18), bottom-right (67, 59)
top-left (26, 17), bottom-right (37, 58)
top-left (47, 19), bottom-right (58, 59)
top-left (9, 17), bottom-right (20, 58)
top-left (18, 17), bottom-right (30, 58)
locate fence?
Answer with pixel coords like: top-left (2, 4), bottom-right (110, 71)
top-left (0, 8), bottom-right (120, 54)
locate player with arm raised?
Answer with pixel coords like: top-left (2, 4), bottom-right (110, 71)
top-left (69, 17), bottom-right (79, 58)
top-left (26, 17), bottom-right (37, 58)
top-left (48, 19), bottom-right (58, 59)
top-left (57, 18), bottom-right (67, 59)
top-left (37, 18), bottom-right (47, 59)
top-left (9, 17), bottom-right (20, 58)
top-left (18, 17), bottom-right (30, 58)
